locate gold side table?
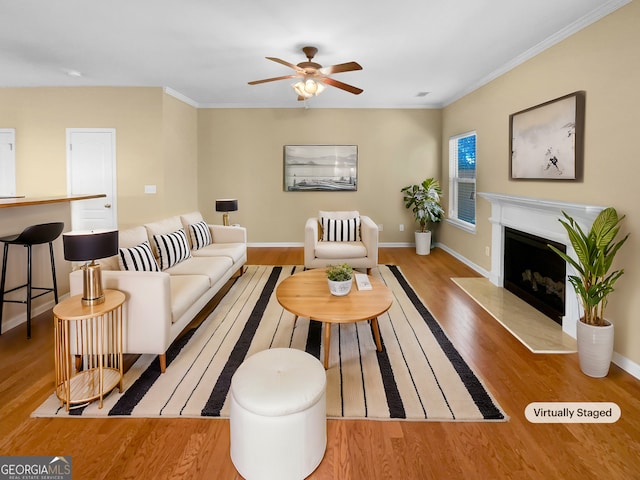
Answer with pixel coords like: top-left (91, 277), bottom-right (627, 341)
top-left (53, 289), bottom-right (125, 411)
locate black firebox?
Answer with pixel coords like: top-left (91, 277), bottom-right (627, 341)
top-left (503, 227), bottom-right (566, 325)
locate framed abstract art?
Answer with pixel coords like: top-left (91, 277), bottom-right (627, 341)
top-left (509, 91), bottom-right (585, 180)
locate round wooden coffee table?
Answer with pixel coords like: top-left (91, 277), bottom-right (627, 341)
top-left (275, 268), bottom-right (393, 369)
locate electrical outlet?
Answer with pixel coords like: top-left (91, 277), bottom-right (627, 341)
top-left (378, 224), bottom-right (383, 232)
top-left (144, 184), bottom-right (157, 194)
top-left (399, 224), bottom-right (404, 232)
top-left (485, 246), bottom-right (490, 257)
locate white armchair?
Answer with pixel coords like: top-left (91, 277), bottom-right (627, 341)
top-left (304, 210), bottom-right (379, 274)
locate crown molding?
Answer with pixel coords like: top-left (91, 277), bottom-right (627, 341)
top-left (444, 0), bottom-right (631, 107)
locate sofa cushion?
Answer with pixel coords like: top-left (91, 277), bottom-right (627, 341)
top-left (118, 241), bottom-right (160, 271)
top-left (153, 229), bottom-right (192, 270)
top-left (145, 216), bottom-right (183, 256)
top-left (99, 226), bottom-right (149, 271)
top-left (315, 241), bottom-right (367, 259)
top-left (180, 211), bottom-right (204, 229)
top-left (320, 216), bottom-right (361, 242)
top-left (169, 274), bottom-right (210, 323)
top-left (166, 256), bottom-right (233, 287)
top-left (318, 210), bottom-right (360, 220)
top-left (191, 242), bottom-right (245, 263)
top-left (188, 221), bottom-right (212, 250)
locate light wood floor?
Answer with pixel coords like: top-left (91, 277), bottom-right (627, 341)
top-left (1, 247), bottom-right (639, 479)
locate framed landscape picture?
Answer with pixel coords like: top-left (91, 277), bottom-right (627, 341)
top-left (283, 145), bottom-right (358, 191)
top-left (509, 91), bottom-right (585, 180)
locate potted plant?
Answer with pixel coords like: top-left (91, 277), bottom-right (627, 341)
top-left (401, 178), bottom-right (445, 255)
top-left (326, 263), bottom-right (354, 296)
top-left (548, 207), bottom-right (629, 377)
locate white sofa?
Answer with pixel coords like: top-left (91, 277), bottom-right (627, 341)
top-left (69, 211), bottom-right (246, 373)
top-left (304, 210), bottom-right (379, 274)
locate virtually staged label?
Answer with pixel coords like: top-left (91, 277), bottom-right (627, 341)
top-left (525, 402), bottom-right (620, 423)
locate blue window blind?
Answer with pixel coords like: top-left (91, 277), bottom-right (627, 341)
top-left (449, 132), bottom-right (477, 228)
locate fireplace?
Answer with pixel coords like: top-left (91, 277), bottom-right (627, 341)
top-left (504, 227), bottom-right (566, 325)
top-left (478, 192), bottom-right (605, 338)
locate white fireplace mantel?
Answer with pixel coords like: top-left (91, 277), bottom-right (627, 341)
top-left (478, 192), bottom-right (606, 337)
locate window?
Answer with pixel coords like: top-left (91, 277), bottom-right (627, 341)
top-left (448, 131), bottom-right (476, 232)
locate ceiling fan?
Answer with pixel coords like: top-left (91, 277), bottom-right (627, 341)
top-left (248, 46), bottom-right (363, 100)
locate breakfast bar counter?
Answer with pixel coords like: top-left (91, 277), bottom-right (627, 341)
top-left (0, 194), bottom-right (106, 334)
top-left (0, 194), bottom-right (105, 209)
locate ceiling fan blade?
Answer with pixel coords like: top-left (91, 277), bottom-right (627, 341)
top-left (319, 77), bottom-right (364, 95)
top-left (266, 57), bottom-right (305, 73)
top-left (248, 75), bottom-right (298, 85)
top-left (320, 61), bottom-right (363, 75)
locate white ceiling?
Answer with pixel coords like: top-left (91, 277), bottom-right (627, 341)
top-left (0, 0), bottom-right (628, 109)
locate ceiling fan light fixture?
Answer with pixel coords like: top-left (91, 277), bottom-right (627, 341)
top-left (304, 78), bottom-right (317, 94)
top-left (292, 78), bottom-right (325, 98)
top-left (251, 46), bottom-right (362, 99)
top-left (292, 81), bottom-right (312, 98)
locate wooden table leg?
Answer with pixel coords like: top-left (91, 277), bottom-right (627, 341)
top-left (323, 322), bottom-right (331, 369)
top-left (371, 317), bottom-right (383, 352)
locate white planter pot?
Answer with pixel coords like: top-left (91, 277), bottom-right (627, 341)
top-left (576, 319), bottom-right (614, 378)
top-left (415, 231), bottom-right (432, 255)
top-left (328, 278), bottom-right (352, 296)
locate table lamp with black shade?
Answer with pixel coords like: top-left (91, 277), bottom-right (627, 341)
top-left (215, 199), bottom-right (238, 226)
top-left (63, 230), bottom-right (119, 306)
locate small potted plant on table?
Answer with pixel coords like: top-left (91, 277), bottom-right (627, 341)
top-left (326, 263), bottom-right (354, 296)
top-left (548, 207), bottom-right (629, 377)
top-left (401, 177), bottom-right (445, 255)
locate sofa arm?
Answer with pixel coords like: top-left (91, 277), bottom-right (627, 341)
top-left (304, 217), bottom-right (320, 266)
top-left (360, 216), bottom-right (379, 263)
top-left (210, 224), bottom-right (247, 244)
top-left (69, 269), bottom-right (173, 355)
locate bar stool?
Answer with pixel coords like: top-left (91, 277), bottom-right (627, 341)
top-left (0, 222), bottom-right (64, 338)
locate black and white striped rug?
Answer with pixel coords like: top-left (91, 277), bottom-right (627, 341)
top-left (33, 265), bottom-right (506, 421)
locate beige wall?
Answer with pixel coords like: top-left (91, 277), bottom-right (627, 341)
top-left (440, 1), bottom-right (640, 365)
top-left (0, 87), bottom-right (199, 228)
top-left (197, 108), bottom-right (441, 243)
top-left (161, 93), bottom-right (199, 217)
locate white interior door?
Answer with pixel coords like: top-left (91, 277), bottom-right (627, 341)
top-left (0, 129), bottom-right (16, 197)
top-left (67, 129), bottom-right (117, 231)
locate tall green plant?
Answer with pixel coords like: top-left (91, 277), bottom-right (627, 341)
top-left (548, 208), bottom-right (629, 326)
top-left (401, 178), bottom-right (445, 233)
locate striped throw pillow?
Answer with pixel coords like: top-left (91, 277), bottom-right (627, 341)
top-left (321, 216), bottom-right (361, 242)
top-left (189, 221), bottom-right (212, 250)
top-left (153, 229), bottom-right (191, 270)
top-left (118, 241), bottom-right (160, 272)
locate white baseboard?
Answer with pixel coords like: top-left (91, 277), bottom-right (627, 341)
top-left (434, 242), bottom-right (491, 278)
top-left (1, 293), bottom-right (69, 334)
top-left (613, 353), bottom-right (640, 380)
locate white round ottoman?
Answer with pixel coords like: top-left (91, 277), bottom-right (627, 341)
top-left (230, 348), bottom-right (327, 480)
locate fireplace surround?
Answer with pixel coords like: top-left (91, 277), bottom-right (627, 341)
top-left (479, 193), bottom-right (605, 338)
